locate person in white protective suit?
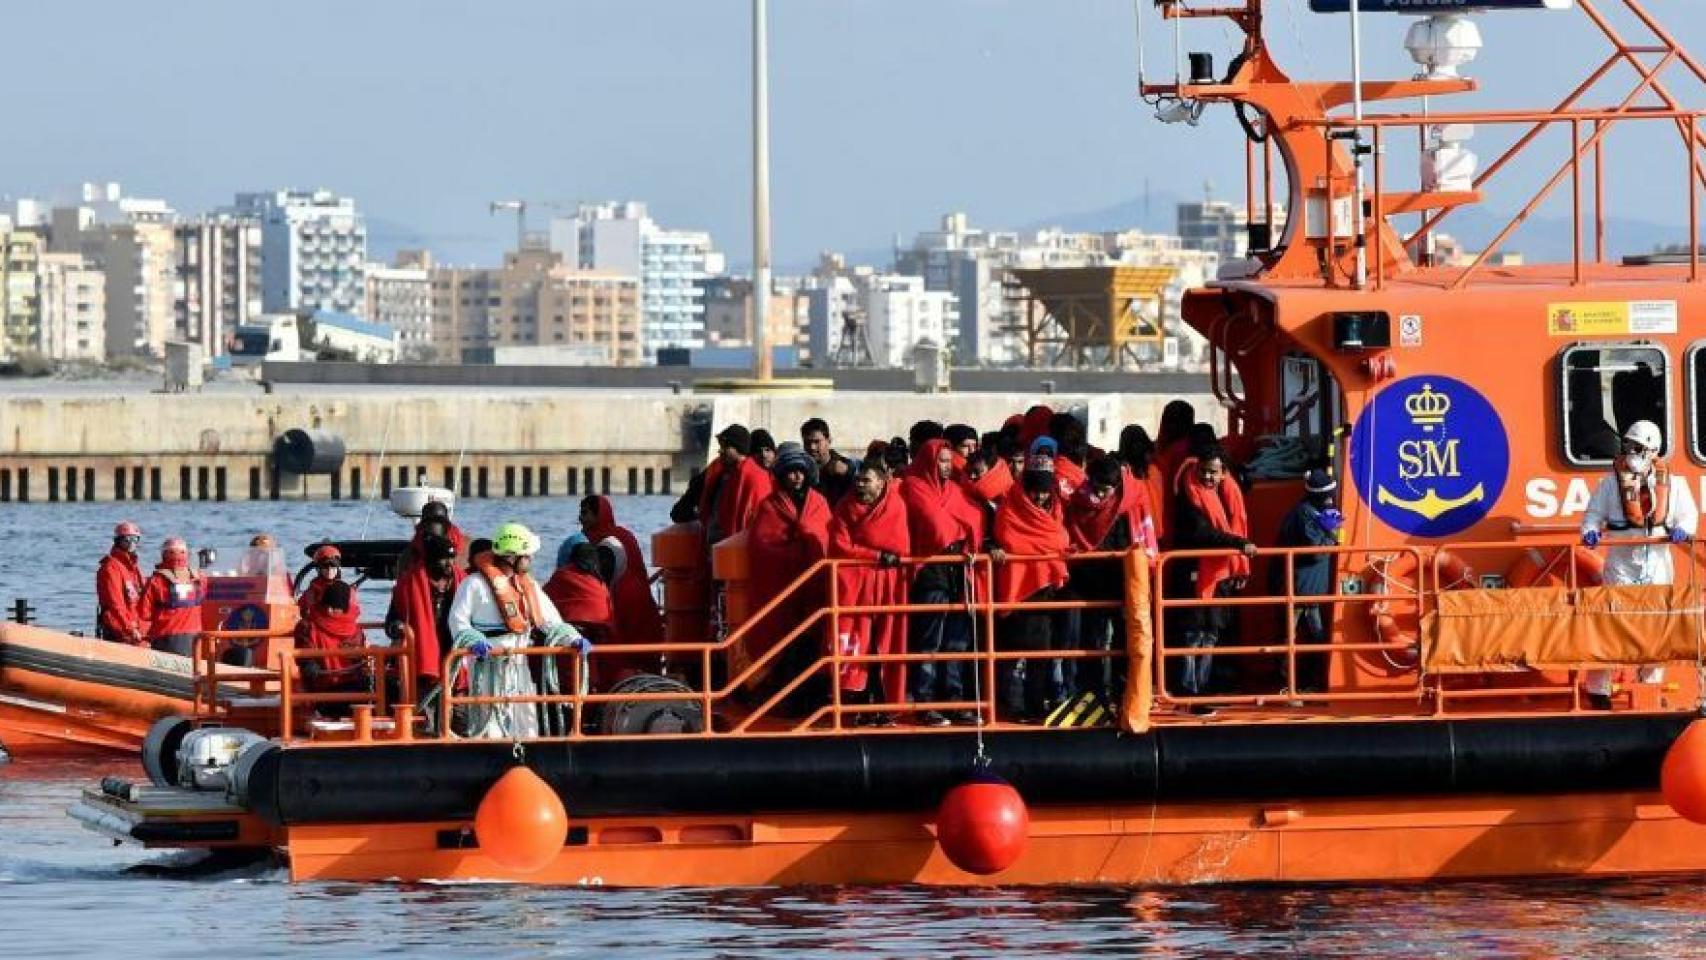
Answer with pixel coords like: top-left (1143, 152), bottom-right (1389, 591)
top-left (1579, 420), bottom-right (1699, 710)
top-left (447, 522), bottom-right (590, 738)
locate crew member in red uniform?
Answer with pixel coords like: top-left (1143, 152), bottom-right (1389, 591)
top-left (138, 537), bottom-right (206, 656)
top-left (96, 521), bottom-right (146, 645)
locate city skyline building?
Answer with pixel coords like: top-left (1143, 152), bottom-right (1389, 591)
top-left (430, 248), bottom-right (642, 366)
top-left (550, 201), bottom-right (720, 356)
top-left (365, 250), bottom-right (435, 361)
top-left (173, 215), bottom-right (263, 358)
top-left (0, 230), bottom-right (43, 361)
top-left (235, 189), bottom-right (367, 316)
top-left (37, 251), bottom-right (105, 363)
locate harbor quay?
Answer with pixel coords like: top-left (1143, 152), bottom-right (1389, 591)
top-left (0, 382), bottom-right (1218, 503)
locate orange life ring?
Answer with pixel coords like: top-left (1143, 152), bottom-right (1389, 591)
top-left (1504, 546), bottom-right (1605, 590)
top-left (1360, 550), bottom-right (1475, 672)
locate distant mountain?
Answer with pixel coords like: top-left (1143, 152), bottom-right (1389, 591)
top-left (1019, 189), bottom-right (1188, 235)
top-left (1428, 206), bottom-right (1685, 262)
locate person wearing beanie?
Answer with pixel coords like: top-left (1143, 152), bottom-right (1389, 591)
top-left (386, 532), bottom-right (465, 695)
top-left (1271, 468), bottom-right (1344, 695)
top-left (992, 467), bottom-right (1075, 722)
top-left (679, 423), bottom-right (773, 545)
top-left (750, 429), bottom-right (779, 471)
top-left (742, 441), bottom-right (834, 699)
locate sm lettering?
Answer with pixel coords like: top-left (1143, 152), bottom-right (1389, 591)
top-left (1397, 439), bottom-right (1462, 480)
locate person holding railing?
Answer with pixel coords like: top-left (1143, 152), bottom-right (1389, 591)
top-left (1067, 455), bottom-right (1159, 708)
top-left (1167, 447), bottom-right (1256, 715)
top-left (1270, 470), bottom-right (1344, 695)
top-left (1580, 420), bottom-right (1699, 710)
top-left (297, 579), bottom-right (370, 707)
top-left (900, 437), bottom-right (986, 727)
top-left (448, 523), bottom-right (589, 739)
top-left (740, 442), bottom-right (832, 704)
top-left (829, 457), bottom-right (912, 726)
top-left (992, 460), bottom-right (1075, 723)
top-left (386, 533), bottom-right (462, 700)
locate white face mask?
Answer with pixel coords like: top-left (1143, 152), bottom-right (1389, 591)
top-left (1625, 453), bottom-right (1651, 475)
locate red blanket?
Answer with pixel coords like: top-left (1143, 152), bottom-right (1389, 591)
top-left (829, 485), bottom-right (911, 700)
top-left (298, 601), bottom-right (364, 677)
top-left (1066, 468), bottom-right (1158, 556)
top-left (393, 562), bottom-right (463, 680)
top-left (544, 566), bottom-right (613, 635)
top-left (1177, 457), bottom-right (1251, 598)
top-left (966, 458), bottom-right (1013, 504)
top-left (584, 495), bottom-right (665, 645)
top-left (698, 456), bottom-right (774, 542)
top-left (740, 488), bottom-right (833, 682)
top-left (899, 439), bottom-right (985, 555)
top-left (994, 487), bottom-right (1071, 604)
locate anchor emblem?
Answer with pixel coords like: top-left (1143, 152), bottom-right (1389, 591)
top-left (1376, 483), bottom-right (1486, 521)
top-left (1351, 375), bottom-right (1509, 538)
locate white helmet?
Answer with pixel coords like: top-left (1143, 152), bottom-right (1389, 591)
top-left (1623, 420), bottom-right (1662, 452)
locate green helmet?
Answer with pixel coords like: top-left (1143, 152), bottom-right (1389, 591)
top-left (491, 522), bottom-right (539, 558)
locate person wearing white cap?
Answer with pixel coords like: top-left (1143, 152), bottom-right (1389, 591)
top-left (1580, 420), bottom-right (1698, 709)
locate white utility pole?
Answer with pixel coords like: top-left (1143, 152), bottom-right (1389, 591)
top-left (752, 0), bottom-right (774, 380)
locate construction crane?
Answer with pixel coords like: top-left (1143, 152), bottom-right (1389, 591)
top-left (489, 200), bottom-right (526, 254)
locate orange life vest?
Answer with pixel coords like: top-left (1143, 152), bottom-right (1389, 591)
top-left (1615, 458), bottom-right (1671, 529)
top-left (471, 550), bottom-right (543, 635)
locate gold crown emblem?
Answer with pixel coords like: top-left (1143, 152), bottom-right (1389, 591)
top-left (1405, 383), bottom-right (1451, 431)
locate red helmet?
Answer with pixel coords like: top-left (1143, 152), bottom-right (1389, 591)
top-left (312, 544), bottom-right (342, 565)
top-left (162, 537), bottom-right (188, 557)
top-left (114, 521), bottom-right (141, 538)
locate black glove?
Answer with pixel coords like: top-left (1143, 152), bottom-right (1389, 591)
top-left (878, 551), bottom-right (901, 568)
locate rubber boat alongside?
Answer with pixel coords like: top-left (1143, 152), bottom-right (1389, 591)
top-left (61, 0), bottom-right (1706, 885)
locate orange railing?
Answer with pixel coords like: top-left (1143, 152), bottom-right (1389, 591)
top-left (193, 620), bottom-right (416, 738)
top-left (432, 551), bottom-right (1127, 742)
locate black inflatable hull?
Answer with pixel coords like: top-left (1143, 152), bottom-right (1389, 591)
top-left (238, 714), bottom-right (1690, 827)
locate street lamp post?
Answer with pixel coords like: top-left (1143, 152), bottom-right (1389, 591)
top-left (752, 0), bottom-right (774, 381)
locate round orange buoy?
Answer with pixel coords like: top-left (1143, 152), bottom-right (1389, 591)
top-left (936, 772), bottom-right (1029, 875)
top-left (1661, 718), bottom-right (1706, 824)
top-left (474, 766), bottom-right (568, 873)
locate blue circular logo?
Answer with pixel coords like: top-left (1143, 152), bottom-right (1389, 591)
top-left (1349, 374), bottom-right (1509, 538)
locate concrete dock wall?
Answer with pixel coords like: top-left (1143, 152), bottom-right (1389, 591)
top-left (0, 387), bottom-right (1220, 504)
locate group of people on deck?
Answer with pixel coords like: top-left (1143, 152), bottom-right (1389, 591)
top-left (90, 396), bottom-right (1356, 730)
top-left (664, 401), bottom-right (1330, 725)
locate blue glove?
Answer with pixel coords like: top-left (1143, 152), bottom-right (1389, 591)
top-left (1670, 526), bottom-right (1691, 545)
top-left (1317, 509), bottom-right (1345, 534)
top-left (469, 639), bottom-right (493, 660)
top-left (1582, 529), bottom-right (1601, 549)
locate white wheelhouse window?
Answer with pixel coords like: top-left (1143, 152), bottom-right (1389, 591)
top-left (1557, 341), bottom-right (1670, 467)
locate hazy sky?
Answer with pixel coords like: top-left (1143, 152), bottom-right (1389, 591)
top-left (3, 0), bottom-right (1704, 267)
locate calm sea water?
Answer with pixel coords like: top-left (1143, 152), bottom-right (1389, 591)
top-left (6, 499), bottom-right (1706, 957)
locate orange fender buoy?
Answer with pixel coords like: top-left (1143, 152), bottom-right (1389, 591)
top-left (1661, 717), bottom-right (1706, 825)
top-left (936, 772), bottom-right (1030, 875)
top-left (474, 766), bottom-right (569, 873)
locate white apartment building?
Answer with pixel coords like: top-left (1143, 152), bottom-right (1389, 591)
top-left (174, 216), bottom-right (263, 358)
top-left (236, 189), bottom-right (367, 315)
top-left (863, 275), bottom-right (958, 368)
top-left (550, 202), bottom-right (719, 357)
top-left (365, 250), bottom-right (434, 361)
top-left (38, 252), bottom-right (105, 362)
top-left (36, 183), bottom-right (176, 358)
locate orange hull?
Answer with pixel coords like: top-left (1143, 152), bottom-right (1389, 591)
top-left (0, 625), bottom-right (197, 758)
top-left (284, 791), bottom-right (1706, 886)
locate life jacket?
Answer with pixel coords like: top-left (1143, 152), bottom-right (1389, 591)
top-left (1616, 457), bottom-right (1671, 529)
top-left (158, 573), bottom-right (205, 610)
top-left (471, 550), bottom-right (542, 635)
